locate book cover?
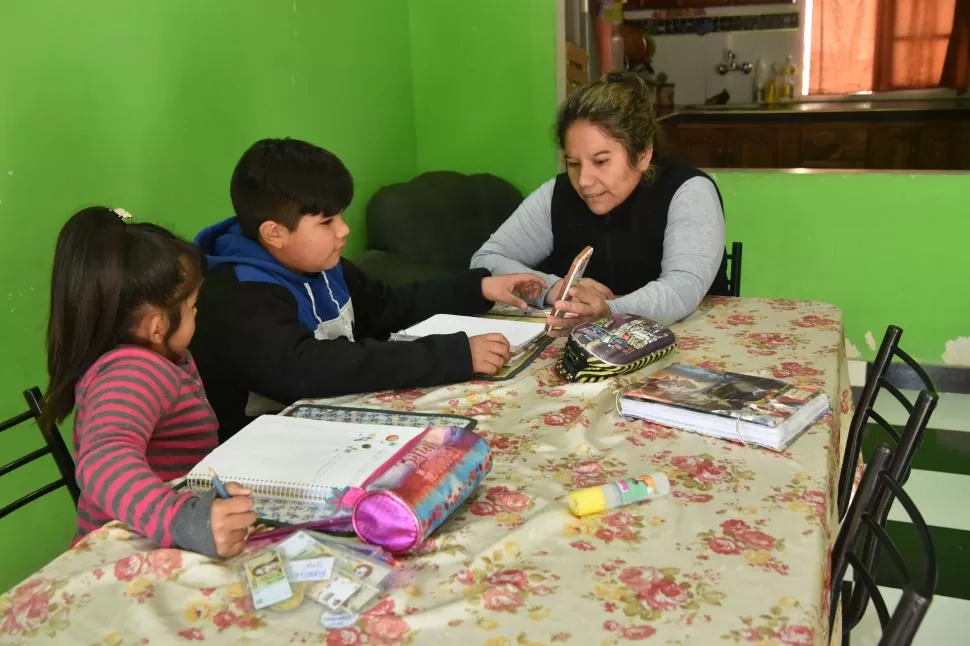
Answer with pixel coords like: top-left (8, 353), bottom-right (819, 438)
top-left (623, 363), bottom-right (821, 428)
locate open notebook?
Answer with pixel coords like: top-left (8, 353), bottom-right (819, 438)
top-left (186, 415), bottom-right (429, 519)
top-left (390, 313), bottom-right (546, 358)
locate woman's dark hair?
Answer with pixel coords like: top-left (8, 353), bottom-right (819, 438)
top-left (555, 71), bottom-right (659, 167)
top-left (43, 207), bottom-right (204, 428)
top-left (230, 138), bottom-right (354, 240)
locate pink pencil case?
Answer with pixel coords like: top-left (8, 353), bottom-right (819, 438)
top-left (352, 426), bottom-right (492, 553)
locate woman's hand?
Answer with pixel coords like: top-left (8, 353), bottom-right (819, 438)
top-left (545, 285), bottom-right (612, 337)
top-left (544, 277), bottom-right (614, 305)
top-left (481, 274), bottom-right (546, 310)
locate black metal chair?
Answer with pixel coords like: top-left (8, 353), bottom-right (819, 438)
top-left (0, 387), bottom-right (79, 519)
top-left (831, 444), bottom-right (937, 645)
top-left (837, 325), bottom-right (937, 520)
top-left (726, 241), bottom-right (743, 297)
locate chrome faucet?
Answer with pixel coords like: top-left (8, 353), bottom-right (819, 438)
top-left (716, 50), bottom-right (753, 75)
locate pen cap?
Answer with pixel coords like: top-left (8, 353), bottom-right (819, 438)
top-left (568, 486), bottom-right (608, 516)
top-left (651, 472), bottom-right (671, 495)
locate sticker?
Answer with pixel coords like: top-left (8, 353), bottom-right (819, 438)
top-left (243, 549), bottom-right (293, 609)
top-left (344, 584), bottom-right (381, 613)
top-left (286, 557), bottom-right (335, 582)
top-left (320, 611), bottom-right (360, 629)
top-left (340, 557), bottom-right (390, 587)
top-left (277, 531), bottom-right (334, 559)
top-left (310, 575), bottom-right (361, 610)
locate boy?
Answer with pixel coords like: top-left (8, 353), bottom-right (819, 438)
top-left (192, 138), bottom-right (543, 440)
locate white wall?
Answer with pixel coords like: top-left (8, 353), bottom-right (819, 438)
top-left (627, 4), bottom-right (799, 106)
top-left (650, 29), bottom-right (798, 105)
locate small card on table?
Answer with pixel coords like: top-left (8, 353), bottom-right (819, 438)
top-left (243, 548), bottom-right (293, 609)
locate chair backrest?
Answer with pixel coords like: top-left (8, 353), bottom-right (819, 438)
top-left (365, 171), bottom-right (524, 274)
top-left (0, 387), bottom-right (79, 519)
top-left (830, 444), bottom-right (937, 645)
top-left (838, 325), bottom-right (937, 520)
top-left (726, 241), bottom-right (742, 297)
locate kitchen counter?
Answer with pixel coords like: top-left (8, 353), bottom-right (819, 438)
top-left (659, 98), bottom-right (970, 124)
top-left (659, 99), bottom-right (970, 170)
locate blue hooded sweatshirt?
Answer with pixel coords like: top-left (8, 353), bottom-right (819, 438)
top-left (195, 217), bottom-right (355, 341)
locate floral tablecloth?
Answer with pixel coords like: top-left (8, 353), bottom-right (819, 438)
top-left (0, 297), bottom-right (851, 646)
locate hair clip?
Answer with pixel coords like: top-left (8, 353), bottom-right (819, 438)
top-left (113, 208), bottom-right (133, 223)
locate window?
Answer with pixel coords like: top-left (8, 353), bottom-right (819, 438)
top-left (802, 0), bottom-right (969, 95)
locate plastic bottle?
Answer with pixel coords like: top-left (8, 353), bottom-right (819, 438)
top-left (764, 63), bottom-right (778, 105)
top-left (568, 473), bottom-right (671, 517)
top-left (781, 55), bottom-right (797, 102)
top-left (753, 57), bottom-right (767, 104)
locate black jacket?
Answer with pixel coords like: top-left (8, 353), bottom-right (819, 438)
top-left (538, 155), bottom-right (729, 297)
top-left (191, 259), bottom-right (493, 441)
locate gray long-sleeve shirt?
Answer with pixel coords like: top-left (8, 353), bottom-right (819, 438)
top-left (470, 176), bottom-right (725, 325)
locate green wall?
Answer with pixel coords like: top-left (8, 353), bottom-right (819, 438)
top-left (409, 0), bottom-right (560, 194)
top-left (0, 0), bottom-right (418, 592)
top-left (712, 171), bottom-right (970, 366)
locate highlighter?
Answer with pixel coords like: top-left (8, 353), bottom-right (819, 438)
top-left (568, 472), bottom-right (670, 517)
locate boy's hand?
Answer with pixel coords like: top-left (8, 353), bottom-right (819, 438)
top-left (545, 277), bottom-right (615, 306)
top-left (210, 483), bottom-right (257, 558)
top-left (469, 333), bottom-right (511, 375)
top-left (545, 285), bottom-right (613, 338)
top-left (481, 274), bottom-right (546, 310)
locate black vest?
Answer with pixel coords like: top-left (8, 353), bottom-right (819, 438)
top-left (538, 156), bottom-right (729, 298)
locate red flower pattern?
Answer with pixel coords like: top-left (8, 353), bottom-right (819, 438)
top-left (327, 628), bottom-right (362, 646)
top-left (482, 585), bottom-right (525, 612)
top-left (113, 554), bottom-right (146, 582)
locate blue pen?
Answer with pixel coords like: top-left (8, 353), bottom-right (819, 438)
top-left (208, 467), bottom-right (231, 499)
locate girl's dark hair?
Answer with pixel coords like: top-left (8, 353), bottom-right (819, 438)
top-left (556, 71), bottom-right (659, 167)
top-left (43, 207), bottom-right (204, 428)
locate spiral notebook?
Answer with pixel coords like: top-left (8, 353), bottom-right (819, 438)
top-left (185, 415), bottom-right (429, 518)
top-left (390, 314), bottom-right (546, 356)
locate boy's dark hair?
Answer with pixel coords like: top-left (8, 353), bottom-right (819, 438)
top-left (43, 207), bottom-right (204, 428)
top-left (230, 138), bottom-right (354, 240)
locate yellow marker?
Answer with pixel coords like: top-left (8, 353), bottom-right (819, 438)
top-left (568, 473), bottom-right (670, 517)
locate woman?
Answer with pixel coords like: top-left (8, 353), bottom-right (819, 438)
top-left (470, 72), bottom-right (728, 332)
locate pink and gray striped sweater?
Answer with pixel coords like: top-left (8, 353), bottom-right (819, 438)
top-left (73, 346), bottom-right (220, 555)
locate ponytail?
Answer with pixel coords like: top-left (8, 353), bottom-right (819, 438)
top-left (42, 208), bottom-right (203, 428)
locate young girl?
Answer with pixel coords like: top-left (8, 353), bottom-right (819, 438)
top-left (43, 207), bottom-right (255, 558)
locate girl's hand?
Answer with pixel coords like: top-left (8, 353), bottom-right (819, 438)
top-left (481, 274), bottom-right (546, 310)
top-left (545, 285), bottom-right (612, 338)
top-left (210, 483), bottom-right (256, 558)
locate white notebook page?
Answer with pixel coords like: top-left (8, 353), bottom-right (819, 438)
top-left (394, 314), bottom-right (545, 352)
top-left (187, 415), bottom-right (425, 489)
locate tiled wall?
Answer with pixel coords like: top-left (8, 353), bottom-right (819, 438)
top-left (626, 5), bottom-right (800, 106)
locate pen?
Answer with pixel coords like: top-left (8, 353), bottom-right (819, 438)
top-left (208, 467), bottom-right (231, 499)
top-left (248, 515), bottom-right (356, 543)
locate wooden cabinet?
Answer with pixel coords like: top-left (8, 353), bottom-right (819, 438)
top-left (724, 126), bottom-right (779, 168)
top-left (955, 124), bottom-right (970, 170)
top-left (799, 125), bottom-right (868, 168)
top-left (663, 116), bottom-right (969, 170)
top-left (917, 125), bottom-right (951, 169)
top-left (666, 125), bottom-right (780, 168)
top-left (667, 125), bottom-right (727, 167)
top-left (867, 125), bottom-right (920, 169)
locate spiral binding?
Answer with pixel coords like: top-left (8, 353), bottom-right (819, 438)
top-left (186, 473), bottom-right (336, 501)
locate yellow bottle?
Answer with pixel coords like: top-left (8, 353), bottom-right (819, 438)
top-left (780, 55), bottom-right (797, 102)
top-left (764, 77), bottom-right (777, 105)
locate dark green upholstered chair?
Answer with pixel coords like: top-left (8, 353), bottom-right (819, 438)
top-left (353, 171), bottom-right (523, 286)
